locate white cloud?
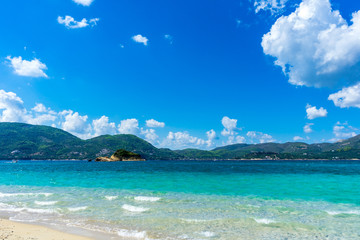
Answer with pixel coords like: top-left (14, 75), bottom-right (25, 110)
top-left (6, 56), bottom-right (48, 78)
top-left (92, 116), bottom-right (117, 137)
top-left (0, 90), bottom-right (56, 126)
top-left (146, 119), bottom-right (165, 128)
top-left (226, 135), bottom-right (246, 145)
top-left (293, 136), bottom-right (304, 141)
top-left (221, 116), bottom-right (244, 145)
top-left (163, 131), bottom-right (206, 149)
top-left (306, 104), bottom-right (328, 120)
top-left (57, 16), bottom-right (99, 29)
top-left (262, 0), bottom-right (360, 88)
top-left (221, 116), bottom-right (238, 136)
top-left (141, 128), bottom-right (159, 144)
top-left (303, 123), bottom-right (314, 133)
top-left (60, 110), bottom-right (92, 139)
top-left (28, 103), bottom-right (57, 125)
top-left (89, 18), bottom-right (100, 26)
top-left (246, 131), bottom-right (275, 143)
top-left (31, 103), bottom-right (56, 115)
top-left (118, 118), bottom-right (139, 134)
top-left (0, 90), bottom-right (28, 122)
top-left (206, 129), bottom-right (216, 147)
top-left (330, 122), bottom-right (358, 142)
top-left (254, 0), bottom-right (288, 14)
top-left (73, 0), bottom-right (94, 6)
top-left (32, 103), bottom-right (47, 113)
top-left (132, 34), bottom-right (149, 46)
top-left (27, 113), bottom-right (57, 126)
top-left (328, 82), bottom-right (360, 108)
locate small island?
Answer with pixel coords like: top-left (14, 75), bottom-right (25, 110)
top-left (95, 149), bottom-right (145, 162)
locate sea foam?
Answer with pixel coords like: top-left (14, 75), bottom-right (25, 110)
top-left (0, 203), bottom-right (57, 214)
top-left (134, 196), bottom-right (161, 202)
top-left (122, 204), bottom-right (149, 213)
top-left (326, 210), bottom-right (360, 216)
top-left (105, 196), bottom-right (118, 201)
top-left (254, 218), bottom-right (276, 224)
top-left (117, 229), bottom-right (147, 239)
top-left (199, 231), bottom-right (216, 237)
top-left (0, 192), bottom-right (53, 198)
top-left (35, 201), bottom-right (58, 206)
top-left (68, 206), bottom-right (88, 212)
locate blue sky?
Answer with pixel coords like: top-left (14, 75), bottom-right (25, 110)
top-left (0, 0), bottom-right (360, 149)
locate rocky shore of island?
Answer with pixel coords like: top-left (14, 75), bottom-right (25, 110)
top-left (95, 149), bottom-right (145, 162)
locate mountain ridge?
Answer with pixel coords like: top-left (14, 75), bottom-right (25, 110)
top-left (0, 122), bottom-right (359, 160)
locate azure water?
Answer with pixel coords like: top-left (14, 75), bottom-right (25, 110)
top-left (0, 160), bottom-right (359, 239)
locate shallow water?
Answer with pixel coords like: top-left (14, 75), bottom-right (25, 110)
top-left (0, 160), bottom-right (359, 239)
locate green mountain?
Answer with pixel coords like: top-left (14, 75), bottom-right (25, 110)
top-left (0, 122), bottom-right (181, 160)
top-left (0, 122), bottom-right (360, 160)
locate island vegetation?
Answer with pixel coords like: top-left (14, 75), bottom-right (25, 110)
top-left (95, 149), bottom-right (145, 162)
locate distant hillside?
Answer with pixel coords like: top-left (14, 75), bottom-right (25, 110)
top-left (0, 123), bottom-right (180, 160)
top-left (0, 122), bottom-right (360, 160)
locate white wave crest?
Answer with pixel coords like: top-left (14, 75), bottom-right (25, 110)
top-left (117, 229), bottom-right (147, 239)
top-left (0, 192), bottom-right (53, 198)
top-left (122, 204), bottom-right (149, 213)
top-left (105, 196), bottom-right (118, 201)
top-left (25, 208), bottom-right (57, 214)
top-left (0, 203), bottom-right (57, 214)
top-left (254, 218), bottom-right (276, 224)
top-left (199, 231), bottom-right (216, 237)
top-left (326, 210), bottom-right (360, 216)
top-left (68, 206), bottom-right (88, 212)
top-left (134, 196), bottom-right (161, 202)
top-left (35, 201), bottom-right (58, 206)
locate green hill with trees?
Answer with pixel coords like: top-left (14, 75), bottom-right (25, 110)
top-left (0, 122), bottom-right (359, 160)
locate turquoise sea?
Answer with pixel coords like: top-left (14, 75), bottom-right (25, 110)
top-left (0, 160), bottom-right (359, 239)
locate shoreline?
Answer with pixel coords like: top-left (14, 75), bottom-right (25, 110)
top-left (0, 218), bottom-right (94, 240)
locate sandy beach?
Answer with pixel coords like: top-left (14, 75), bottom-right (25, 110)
top-left (0, 219), bottom-right (92, 240)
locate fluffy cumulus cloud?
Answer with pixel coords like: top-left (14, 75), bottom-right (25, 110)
top-left (141, 128), bottom-right (159, 144)
top-left (0, 90), bottom-right (28, 122)
top-left (206, 129), bottom-right (216, 147)
top-left (246, 131), bottom-right (275, 143)
top-left (221, 116), bottom-right (238, 136)
top-left (72, 0), bottom-right (94, 6)
top-left (132, 34), bottom-right (149, 45)
top-left (6, 56), bottom-right (48, 78)
top-left (118, 119), bottom-right (139, 134)
top-left (92, 116), bottom-right (117, 137)
top-left (32, 103), bottom-right (47, 113)
top-left (254, 0), bottom-right (288, 14)
top-left (164, 131), bottom-right (206, 149)
top-left (57, 16), bottom-right (99, 29)
top-left (146, 119), bottom-right (165, 128)
top-left (303, 123), bottom-right (314, 133)
top-left (306, 104), bottom-right (328, 120)
top-left (262, 0), bottom-right (360, 88)
top-left (328, 82), bottom-right (360, 108)
top-left (330, 122), bottom-right (358, 142)
top-left (221, 116), bottom-right (245, 145)
top-left (60, 110), bottom-right (92, 139)
top-left (225, 135), bottom-right (246, 145)
top-left (0, 90), bottom-right (55, 126)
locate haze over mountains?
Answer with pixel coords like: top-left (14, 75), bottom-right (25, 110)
top-left (1, 122), bottom-right (359, 160)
